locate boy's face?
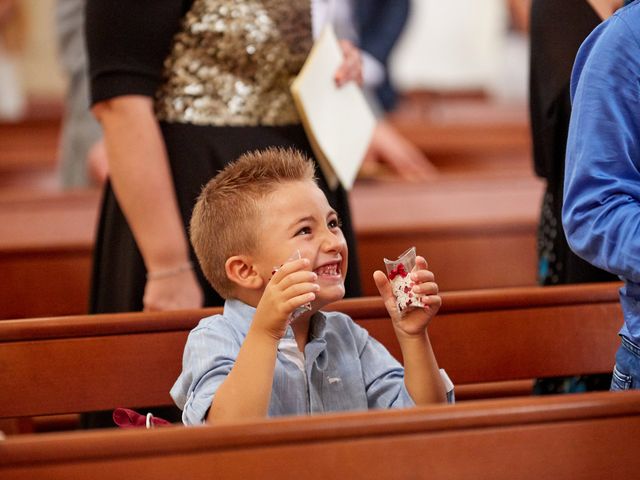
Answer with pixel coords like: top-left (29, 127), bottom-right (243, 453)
top-left (254, 180), bottom-right (348, 307)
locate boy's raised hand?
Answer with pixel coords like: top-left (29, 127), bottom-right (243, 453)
top-left (253, 258), bottom-right (319, 340)
top-left (373, 256), bottom-right (441, 338)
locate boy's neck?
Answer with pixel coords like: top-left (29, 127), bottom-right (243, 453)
top-left (232, 289), bottom-right (262, 309)
top-left (291, 314), bottom-right (311, 353)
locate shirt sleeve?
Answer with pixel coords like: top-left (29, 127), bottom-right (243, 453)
top-left (357, 332), bottom-right (415, 409)
top-left (170, 320), bottom-right (241, 425)
top-left (563, 13), bottom-right (640, 283)
top-left (85, 0), bottom-right (192, 104)
top-left (361, 51), bottom-right (385, 89)
top-left (352, 320), bottom-right (454, 407)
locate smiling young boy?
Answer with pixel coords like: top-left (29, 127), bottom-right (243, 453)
top-left (170, 148), bottom-right (449, 424)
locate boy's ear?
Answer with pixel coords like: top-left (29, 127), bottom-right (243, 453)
top-left (225, 255), bottom-right (265, 290)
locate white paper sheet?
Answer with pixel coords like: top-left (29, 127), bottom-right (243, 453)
top-left (291, 25), bottom-right (376, 190)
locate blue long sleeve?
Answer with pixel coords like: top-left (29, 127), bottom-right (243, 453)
top-left (563, 3), bottom-right (640, 341)
top-left (564, 11), bottom-right (640, 281)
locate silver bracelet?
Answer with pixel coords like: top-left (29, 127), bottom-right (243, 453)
top-left (146, 261), bottom-right (194, 281)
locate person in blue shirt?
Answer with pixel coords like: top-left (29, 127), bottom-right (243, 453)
top-left (563, 0), bottom-right (640, 391)
top-left (529, 0), bottom-right (621, 395)
top-left (171, 148), bottom-right (451, 424)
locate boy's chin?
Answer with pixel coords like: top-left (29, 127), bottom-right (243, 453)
top-left (315, 285), bottom-right (346, 307)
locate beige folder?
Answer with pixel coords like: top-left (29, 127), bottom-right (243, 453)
top-left (291, 25), bottom-right (376, 190)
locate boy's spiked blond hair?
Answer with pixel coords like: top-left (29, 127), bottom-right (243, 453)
top-left (190, 147), bottom-right (316, 298)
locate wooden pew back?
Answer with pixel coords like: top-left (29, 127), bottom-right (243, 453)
top-left (0, 283), bottom-right (623, 418)
top-left (0, 190), bottom-right (98, 320)
top-left (351, 177), bottom-right (542, 296)
top-left (0, 176), bottom-right (543, 319)
top-left (1, 391), bottom-right (640, 480)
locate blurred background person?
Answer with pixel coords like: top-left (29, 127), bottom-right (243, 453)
top-left (391, 0), bottom-right (529, 102)
top-left (55, 0), bottom-right (106, 188)
top-left (0, 0), bottom-right (26, 120)
top-left (84, 0), bottom-right (366, 317)
top-left (562, 0), bottom-right (640, 391)
top-left (352, 0), bottom-right (437, 181)
top-left (71, 0), bottom-right (437, 187)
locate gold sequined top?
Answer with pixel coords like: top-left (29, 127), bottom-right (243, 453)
top-left (155, 0), bottom-right (312, 126)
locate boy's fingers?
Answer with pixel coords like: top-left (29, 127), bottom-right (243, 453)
top-left (373, 270), bottom-right (398, 313)
top-left (410, 270), bottom-right (435, 283)
top-left (422, 294), bottom-right (442, 312)
top-left (414, 256), bottom-right (428, 271)
top-left (285, 257), bottom-right (310, 272)
top-left (278, 270), bottom-right (318, 290)
top-left (284, 281), bottom-right (320, 299)
top-left (284, 292), bottom-right (316, 313)
top-left (271, 258), bottom-right (311, 282)
top-left (373, 270), bottom-right (391, 295)
top-left (413, 281), bottom-right (439, 296)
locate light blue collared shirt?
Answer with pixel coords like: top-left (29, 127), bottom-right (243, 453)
top-left (171, 299), bottom-right (448, 425)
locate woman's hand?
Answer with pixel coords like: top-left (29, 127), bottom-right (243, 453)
top-left (143, 268), bottom-right (204, 311)
top-left (94, 96), bottom-right (199, 314)
top-left (362, 120), bottom-right (439, 181)
top-left (334, 40), bottom-right (363, 87)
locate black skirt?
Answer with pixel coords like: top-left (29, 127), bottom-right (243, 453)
top-left (89, 124), bottom-right (362, 313)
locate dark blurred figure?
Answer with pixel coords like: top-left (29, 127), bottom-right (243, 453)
top-left (355, 0), bottom-right (438, 181)
top-left (355, 0), bottom-right (409, 111)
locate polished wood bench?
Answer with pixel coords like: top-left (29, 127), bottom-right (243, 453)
top-left (351, 176), bottom-right (542, 295)
top-left (0, 174), bottom-right (542, 319)
top-left (389, 94), bottom-right (531, 166)
top-left (0, 283), bottom-right (623, 420)
top-left (1, 391), bottom-right (639, 480)
top-left (0, 95), bottom-right (531, 186)
top-left (0, 190), bottom-right (99, 319)
top-left (0, 99), bottom-right (63, 193)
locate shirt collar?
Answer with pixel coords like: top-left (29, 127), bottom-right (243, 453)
top-left (310, 310), bottom-right (328, 340)
top-left (223, 298), bottom-right (329, 344)
top-left (224, 298), bottom-right (331, 371)
top-left (224, 298), bottom-right (330, 332)
top-left (223, 298), bottom-right (256, 335)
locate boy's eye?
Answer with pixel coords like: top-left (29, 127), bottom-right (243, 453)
top-left (328, 217), bottom-right (342, 229)
top-left (295, 226), bottom-right (312, 236)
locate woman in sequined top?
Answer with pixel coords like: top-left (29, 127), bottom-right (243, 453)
top-left (85, 0), bottom-right (367, 314)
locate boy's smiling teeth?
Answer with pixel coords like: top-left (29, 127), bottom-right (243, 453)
top-left (314, 263), bottom-right (340, 276)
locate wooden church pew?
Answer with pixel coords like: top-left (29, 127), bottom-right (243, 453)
top-left (0, 190), bottom-right (98, 320)
top-left (0, 99), bottom-right (63, 193)
top-left (1, 390), bottom-right (639, 480)
top-left (351, 176), bottom-right (542, 296)
top-left (0, 282), bottom-right (623, 421)
top-left (389, 94), bottom-right (531, 172)
top-left (0, 174), bottom-right (542, 319)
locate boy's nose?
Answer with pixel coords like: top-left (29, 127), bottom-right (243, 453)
top-left (321, 229), bottom-right (345, 252)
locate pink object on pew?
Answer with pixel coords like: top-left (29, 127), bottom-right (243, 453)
top-left (112, 408), bottom-right (172, 429)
